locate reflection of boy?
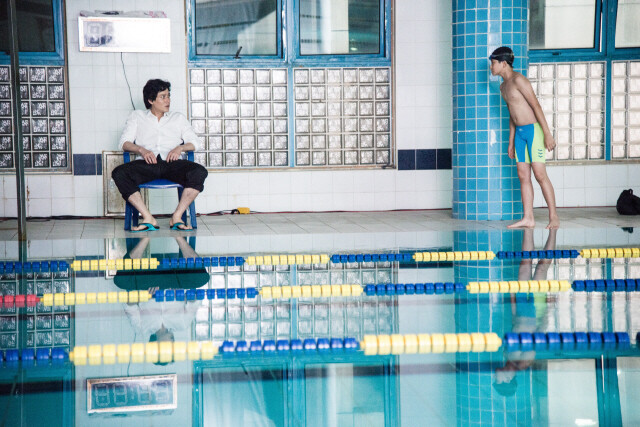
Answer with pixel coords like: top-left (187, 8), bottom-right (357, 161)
top-left (494, 228), bottom-right (556, 396)
top-left (490, 46), bottom-right (559, 230)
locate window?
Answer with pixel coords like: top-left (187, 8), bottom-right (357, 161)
top-left (188, 0), bottom-right (391, 169)
top-left (0, 0), bottom-right (68, 172)
top-left (0, 0), bottom-right (56, 53)
top-left (529, 0), bottom-right (640, 162)
top-left (529, 0), bottom-right (598, 50)
top-left (615, 0), bottom-right (640, 48)
top-left (299, 0), bottom-right (381, 55)
top-left (193, 0), bottom-right (279, 56)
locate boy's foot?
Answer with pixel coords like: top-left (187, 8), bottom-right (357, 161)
top-left (546, 216), bottom-right (560, 229)
top-left (507, 218), bottom-right (535, 229)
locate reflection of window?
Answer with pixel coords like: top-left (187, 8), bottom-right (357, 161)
top-left (615, 0), bottom-right (640, 48)
top-left (299, 0), bottom-right (381, 55)
top-left (194, 0), bottom-right (279, 56)
top-left (0, 0), bottom-right (56, 53)
top-left (201, 365), bottom-right (286, 426)
top-left (529, 0), bottom-right (597, 50)
top-left (304, 363), bottom-right (387, 425)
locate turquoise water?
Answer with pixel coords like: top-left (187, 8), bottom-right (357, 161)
top-left (1, 228), bottom-right (639, 426)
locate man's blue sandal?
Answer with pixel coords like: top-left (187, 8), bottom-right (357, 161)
top-left (131, 223), bottom-right (159, 233)
top-left (170, 222), bottom-right (190, 230)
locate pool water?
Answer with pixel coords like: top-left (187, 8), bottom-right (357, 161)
top-left (1, 227), bottom-right (639, 426)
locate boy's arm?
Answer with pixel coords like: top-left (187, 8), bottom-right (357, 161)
top-left (516, 77), bottom-right (556, 151)
top-left (508, 117), bottom-right (516, 159)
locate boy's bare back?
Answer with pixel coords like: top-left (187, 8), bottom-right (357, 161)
top-left (499, 72), bottom-right (538, 127)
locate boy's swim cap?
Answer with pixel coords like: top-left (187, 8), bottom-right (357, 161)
top-left (489, 46), bottom-right (514, 67)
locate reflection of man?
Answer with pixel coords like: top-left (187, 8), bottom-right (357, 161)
top-left (117, 237), bottom-right (209, 364)
top-left (494, 228), bottom-right (556, 396)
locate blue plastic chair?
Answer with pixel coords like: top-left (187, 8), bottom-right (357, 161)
top-left (123, 151), bottom-right (197, 231)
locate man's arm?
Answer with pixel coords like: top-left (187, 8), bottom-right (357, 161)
top-left (119, 112), bottom-right (157, 164)
top-left (508, 117), bottom-right (516, 159)
top-left (517, 77), bottom-right (556, 151)
top-left (166, 113), bottom-right (200, 162)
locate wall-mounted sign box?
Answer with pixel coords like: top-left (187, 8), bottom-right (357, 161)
top-left (78, 11), bottom-right (171, 53)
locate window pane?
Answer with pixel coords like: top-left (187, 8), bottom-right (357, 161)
top-left (615, 0), bottom-right (640, 48)
top-left (194, 0), bottom-right (278, 56)
top-left (0, 0), bottom-right (56, 53)
top-left (300, 0), bottom-right (380, 55)
top-left (530, 0), bottom-right (597, 50)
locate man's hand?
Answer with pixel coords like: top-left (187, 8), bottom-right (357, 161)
top-left (508, 142), bottom-right (515, 159)
top-left (139, 147), bottom-right (157, 164)
top-left (166, 146), bottom-right (183, 162)
top-left (544, 132), bottom-right (556, 151)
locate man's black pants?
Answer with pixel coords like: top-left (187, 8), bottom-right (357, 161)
top-left (112, 155), bottom-right (208, 201)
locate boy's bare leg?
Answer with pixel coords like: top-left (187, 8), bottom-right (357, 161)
top-left (170, 188), bottom-right (200, 230)
top-left (127, 192), bottom-right (158, 231)
top-left (532, 162), bottom-right (559, 229)
top-left (508, 163), bottom-right (536, 229)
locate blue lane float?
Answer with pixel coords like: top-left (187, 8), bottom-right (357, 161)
top-left (219, 338), bottom-right (359, 355)
top-left (504, 331), bottom-right (630, 351)
top-left (1, 347), bottom-right (68, 365)
top-left (154, 287), bottom-right (258, 302)
top-left (159, 256), bottom-right (245, 270)
top-left (330, 253), bottom-right (413, 264)
top-left (364, 282), bottom-right (465, 296)
top-left (572, 279), bottom-right (638, 292)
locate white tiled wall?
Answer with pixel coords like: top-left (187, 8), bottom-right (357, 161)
top-left (1, 0), bottom-right (634, 219)
top-left (535, 164), bottom-right (639, 208)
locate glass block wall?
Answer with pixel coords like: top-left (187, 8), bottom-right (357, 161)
top-left (612, 60), bottom-right (640, 159)
top-left (188, 68), bottom-right (289, 168)
top-left (528, 62), bottom-right (606, 161)
top-left (0, 268), bottom-right (73, 352)
top-left (0, 65), bottom-right (70, 171)
top-left (293, 67), bottom-right (391, 167)
top-left (194, 261), bottom-right (395, 343)
top-left (187, 66), bottom-right (392, 169)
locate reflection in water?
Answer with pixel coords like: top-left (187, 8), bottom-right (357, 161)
top-left (119, 237), bottom-right (207, 364)
top-left (1, 227), bottom-right (640, 425)
top-left (494, 228), bottom-right (555, 397)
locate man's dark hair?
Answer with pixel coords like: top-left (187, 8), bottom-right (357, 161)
top-left (490, 46), bottom-right (515, 68)
top-left (143, 79), bottom-right (171, 109)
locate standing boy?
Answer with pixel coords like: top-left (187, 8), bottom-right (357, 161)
top-left (490, 47), bottom-right (559, 229)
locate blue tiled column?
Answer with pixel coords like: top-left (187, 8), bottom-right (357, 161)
top-left (452, 0), bottom-right (528, 220)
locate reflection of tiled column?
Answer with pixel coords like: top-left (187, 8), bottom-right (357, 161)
top-left (452, 1), bottom-right (528, 220)
top-left (454, 229), bottom-right (532, 426)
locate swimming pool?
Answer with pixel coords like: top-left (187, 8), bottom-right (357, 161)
top-left (1, 224), bottom-right (639, 426)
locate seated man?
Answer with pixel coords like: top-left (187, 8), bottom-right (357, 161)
top-left (112, 79), bottom-right (208, 231)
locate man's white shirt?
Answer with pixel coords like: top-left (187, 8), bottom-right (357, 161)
top-left (118, 110), bottom-right (202, 160)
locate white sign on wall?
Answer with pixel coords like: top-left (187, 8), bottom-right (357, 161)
top-left (78, 11), bottom-right (171, 53)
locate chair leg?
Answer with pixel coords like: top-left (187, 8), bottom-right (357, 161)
top-left (124, 202), bottom-right (131, 231)
top-left (189, 201), bottom-right (197, 229)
